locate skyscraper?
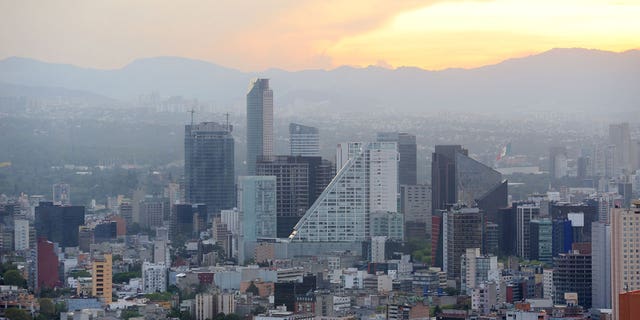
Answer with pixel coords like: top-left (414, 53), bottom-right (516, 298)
top-left (592, 221), bottom-right (611, 309)
top-left (609, 123), bottom-right (632, 175)
top-left (246, 78), bottom-right (274, 175)
top-left (256, 155), bottom-right (335, 238)
top-left (35, 201), bottom-right (85, 248)
top-left (611, 201), bottom-right (640, 320)
top-left (184, 121), bottom-right (235, 215)
top-left (549, 146), bottom-right (568, 179)
top-left (553, 250), bottom-right (592, 308)
top-left (36, 237), bottom-right (60, 291)
top-left (377, 132), bottom-right (417, 185)
top-left (400, 184), bottom-right (431, 240)
top-left (238, 176), bottom-right (277, 263)
top-left (290, 142), bottom-right (398, 242)
top-left (442, 207), bottom-right (483, 281)
top-left (516, 203), bottom-right (540, 260)
top-left (290, 123), bottom-right (320, 157)
top-left (431, 145), bottom-right (503, 215)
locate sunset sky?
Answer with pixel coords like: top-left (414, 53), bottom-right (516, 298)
top-left (1, 0), bottom-right (639, 71)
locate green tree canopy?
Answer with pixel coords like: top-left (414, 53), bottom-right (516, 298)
top-left (5, 308), bottom-right (31, 320)
top-left (3, 269), bottom-right (26, 288)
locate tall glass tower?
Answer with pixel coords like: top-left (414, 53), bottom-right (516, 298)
top-left (184, 122), bottom-right (235, 215)
top-left (246, 78), bottom-right (273, 175)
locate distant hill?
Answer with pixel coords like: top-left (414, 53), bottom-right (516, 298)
top-left (0, 48), bottom-right (638, 115)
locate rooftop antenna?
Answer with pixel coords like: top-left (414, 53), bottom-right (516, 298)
top-left (188, 108), bottom-right (196, 125)
top-left (225, 112), bottom-right (230, 129)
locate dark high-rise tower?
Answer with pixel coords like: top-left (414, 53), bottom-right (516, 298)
top-left (377, 132), bottom-right (417, 185)
top-left (35, 202), bottom-right (85, 248)
top-left (431, 145), bottom-right (466, 213)
top-left (184, 122), bottom-right (235, 215)
top-left (256, 155), bottom-right (335, 237)
top-left (431, 145), bottom-right (504, 215)
top-left (246, 78), bottom-right (274, 175)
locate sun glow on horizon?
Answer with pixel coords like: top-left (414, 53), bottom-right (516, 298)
top-left (325, 0), bottom-right (640, 70)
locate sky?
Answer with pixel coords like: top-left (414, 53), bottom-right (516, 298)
top-left (1, 0), bottom-right (639, 71)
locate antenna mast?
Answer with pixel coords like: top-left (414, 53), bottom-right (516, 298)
top-left (188, 108), bottom-right (196, 125)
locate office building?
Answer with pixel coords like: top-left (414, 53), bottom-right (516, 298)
top-left (239, 176), bottom-right (277, 263)
top-left (550, 202), bottom-right (598, 242)
top-left (592, 221), bottom-right (611, 309)
top-left (289, 142), bottom-right (397, 242)
top-left (529, 219), bottom-right (553, 265)
top-left (498, 207), bottom-right (517, 257)
top-left (246, 78), bottom-right (274, 175)
top-left (431, 145), bottom-right (504, 216)
top-left (371, 236), bottom-right (387, 263)
top-left (516, 203), bottom-right (540, 260)
top-left (400, 184), bottom-right (431, 240)
top-left (377, 132), bottom-right (417, 185)
top-left (369, 211), bottom-right (404, 241)
top-left (14, 219), bottom-right (29, 251)
top-left (185, 121), bottom-right (234, 215)
top-left (142, 262), bottom-right (167, 293)
top-left (139, 196), bottom-right (169, 228)
top-left (609, 123), bottom-right (632, 175)
top-left (35, 201), bottom-right (84, 248)
top-left (549, 146), bottom-right (568, 179)
top-left (476, 180), bottom-right (509, 225)
top-left (553, 250), bottom-right (592, 308)
top-left (36, 238), bottom-right (60, 290)
top-left (170, 203), bottom-right (207, 241)
top-left (92, 253), bottom-right (113, 304)
top-left (442, 207), bottom-right (483, 281)
top-left (290, 123), bottom-right (320, 157)
top-left (611, 201), bottom-right (640, 320)
top-left (256, 155), bottom-right (334, 238)
top-left (119, 200), bottom-right (133, 227)
top-left (52, 183), bottom-right (71, 205)
top-left (93, 221), bottom-right (117, 243)
top-left (460, 248), bottom-right (498, 295)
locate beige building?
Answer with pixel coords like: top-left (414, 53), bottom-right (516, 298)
top-left (92, 253), bottom-right (113, 304)
top-left (611, 201), bottom-right (640, 320)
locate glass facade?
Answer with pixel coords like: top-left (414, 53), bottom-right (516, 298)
top-left (184, 122), bottom-right (235, 215)
top-left (246, 78), bottom-right (273, 175)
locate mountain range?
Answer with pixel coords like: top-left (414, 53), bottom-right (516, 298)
top-left (1, 48), bottom-right (639, 115)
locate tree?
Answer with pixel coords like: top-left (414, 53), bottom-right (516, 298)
top-left (5, 308), bottom-right (31, 320)
top-left (225, 314), bottom-right (241, 320)
top-left (432, 305), bottom-right (442, 316)
top-left (246, 281), bottom-right (260, 296)
top-left (3, 269), bottom-right (26, 287)
top-left (39, 298), bottom-right (55, 316)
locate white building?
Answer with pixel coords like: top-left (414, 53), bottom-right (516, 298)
top-left (460, 248), bottom-right (499, 295)
top-left (291, 142), bottom-right (398, 243)
top-left (471, 282), bottom-right (498, 315)
top-left (611, 201), bottom-right (640, 320)
top-left (14, 219), bottom-right (29, 251)
top-left (142, 262), bottom-right (167, 293)
top-left (195, 293), bottom-right (216, 320)
top-left (543, 269), bottom-right (554, 300)
top-left (153, 240), bottom-right (170, 266)
top-left (370, 236), bottom-right (387, 263)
